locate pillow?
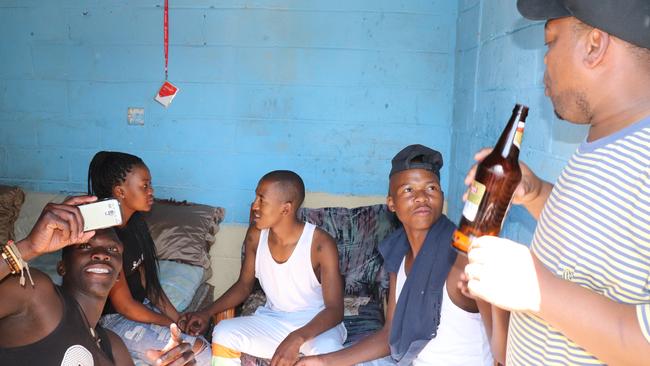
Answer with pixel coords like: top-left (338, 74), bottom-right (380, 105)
top-left (298, 204), bottom-right (400, 303)
top-left (143, 199), bottom-right (225, 269)
top-left (0, 185), bottom-right (25, 244)
top-left (158, 259), bottom-right (204, 312)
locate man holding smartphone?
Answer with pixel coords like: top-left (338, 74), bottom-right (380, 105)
top-left (0, 195), bottom-right (196, 365)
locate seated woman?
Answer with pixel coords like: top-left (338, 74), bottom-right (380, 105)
top-left (88, 151), bottom-right (210, 365)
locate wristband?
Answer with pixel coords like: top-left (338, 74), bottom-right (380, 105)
top-left (1, 240), bottom-right (34, 287)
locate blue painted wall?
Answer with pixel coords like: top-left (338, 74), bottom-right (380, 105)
top-left (0, 0), bottom-right (458, 223)
top-left (0, 0), bottom-right (588, 234)
top-left (447, 0), bottom-right (589, 244)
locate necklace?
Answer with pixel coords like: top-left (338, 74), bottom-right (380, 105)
top-left (71, 295), bottom-right (102, 350)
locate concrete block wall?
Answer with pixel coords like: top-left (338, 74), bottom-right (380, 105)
top-left (447, 0), bottom-right (589, 244)
top-left (0, 0), bottom-right (458, 223)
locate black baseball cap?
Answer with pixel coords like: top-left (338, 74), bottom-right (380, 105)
top-left (517, 0), bottom-right (650, 49)
top-left (390, 144), bottom-right (443, 178)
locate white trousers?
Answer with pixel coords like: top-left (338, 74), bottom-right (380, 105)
top-left (211, 306), bottom-right (346, 365)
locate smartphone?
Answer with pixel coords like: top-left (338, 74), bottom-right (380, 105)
top-left (78, 198), bottom-right (123, 231)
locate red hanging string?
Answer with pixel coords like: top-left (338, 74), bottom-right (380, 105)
top-left (164, 0), bottom-right (169, 80)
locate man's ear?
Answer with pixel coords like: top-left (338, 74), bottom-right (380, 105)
top-left (57, 261), bottom-right (66, 276)
top-left (281, 202), bottom-right (292, 216)
top-left (583, 28), bottom-right (610, 68)
top-left (387, 196), bottom-right (395, 213)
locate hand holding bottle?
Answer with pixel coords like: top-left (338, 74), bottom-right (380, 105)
top-left (452, 104), bottom-right (529, 253)
top-left (462, 148), bottom-right (544, 207)
top-left (465, 236), bottom-right (541, 312)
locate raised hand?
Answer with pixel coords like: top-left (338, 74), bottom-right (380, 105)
top-left (146, 323), bottom-right (196, 366)
top-left (462, 148), bottom-right (543, 206)
top-left (464, 236), bottom-right (541, 312)
top-left (20, 195), bottom-right (98, 260)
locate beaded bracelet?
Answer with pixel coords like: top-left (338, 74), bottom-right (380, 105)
top-left (1, 240), bottom-right (34, 287)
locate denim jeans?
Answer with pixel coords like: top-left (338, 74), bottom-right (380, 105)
top-left (100, 300), bottom-right (211, 365)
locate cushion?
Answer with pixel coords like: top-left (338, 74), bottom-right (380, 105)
top-left (143, 199), bottom-right (225, 270)
top-left (14, 192), bottom-right (69, 241)
top-left (298, 204), bottom-right (400, 303)
top-left (0, 185), bottom-right (25, 244)
top-left (158, 259), bottom-right (205, 312)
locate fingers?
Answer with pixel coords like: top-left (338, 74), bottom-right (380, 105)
top-left (467, 279), bottom-right (489, 302)
top-left (462, 148), bottom-right (493, 200)
top-left (44, 203), bottom-right (84, 242)
top-left (184, 318), bottom-right (201, 336)
top-left (170, 323), bottom-right (182, 342)
top-left (474, 147), bottom-right (493, 161)
top-left (62, 195), bottom-right (97, 206)
top-left (456, 273), bottom-right (473, 299)
top-left (177, 316), bottom-right (188, 332)
top-left (161, 323), bottom-right (182, 353)
top-left (464, 263), bottom-right (482, 281)
top-left (147, 343), bottom-right (195, 366)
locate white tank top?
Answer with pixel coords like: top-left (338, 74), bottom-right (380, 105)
top-left (255, 222), bottom-right (325, 313)
top-left (396, 258), bottom-right (493, 366)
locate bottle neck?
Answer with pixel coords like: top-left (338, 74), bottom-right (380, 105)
top-left (495, 105), bottom-right (527, 158)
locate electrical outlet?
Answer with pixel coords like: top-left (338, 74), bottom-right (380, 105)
top-left (127, 107), bottom-right (145, 125)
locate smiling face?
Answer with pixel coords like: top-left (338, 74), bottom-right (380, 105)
top-left (387, 168), bottom-right (444, 232)
top-left (543, 17), bottom-right (593, 124)
top-left (250, 179), bottom-right (290, 230)
top-left (59, 230), bottom-right (123, 298)
top-left (113, 164), bottom-right (154, 218)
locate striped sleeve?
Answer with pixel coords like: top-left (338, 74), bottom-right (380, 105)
top-left (638, 303), bottom-right (650, 343)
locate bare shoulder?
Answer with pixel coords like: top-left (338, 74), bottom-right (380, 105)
top-left (312, 227), bottom-right (338, 253)
top-left (0, 269), bottom-right (61, 347)
top-left (0, 268), bottom-right (57, 309)
top-left (105, 329), bottom-right (135, 366)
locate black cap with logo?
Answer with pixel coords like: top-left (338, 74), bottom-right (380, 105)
top-left (389, 144), bottom-right (443, 178)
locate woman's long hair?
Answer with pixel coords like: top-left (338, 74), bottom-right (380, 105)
top-left (87, 151), bottom-right (163, 303)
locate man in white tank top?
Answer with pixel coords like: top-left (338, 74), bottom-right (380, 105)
top-left (181, 170), bottom-right (346, 366)
top-left (296, 145), bottom-right (494, 366)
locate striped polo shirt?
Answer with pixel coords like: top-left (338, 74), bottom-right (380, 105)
top-left (507, 116), bottom-right (650, 365)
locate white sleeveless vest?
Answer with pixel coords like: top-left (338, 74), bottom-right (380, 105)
top-left (255, 222), bottom-right (325, 313)
top-left (396, 258), bottom-right (493, 366)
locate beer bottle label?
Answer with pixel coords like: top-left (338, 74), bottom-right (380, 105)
top-left (462, 180), bottom-right (486, 222)
top-left (513, 121), bottom-right (525, 149)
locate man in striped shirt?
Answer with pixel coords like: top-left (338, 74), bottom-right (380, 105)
top-left (462, 0), bottom-right (650, 365)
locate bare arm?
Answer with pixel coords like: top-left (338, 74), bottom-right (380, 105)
top-left (474, 299), bottom-right (509, 364)
top-left (271, 229), bottom-right (345, 366)
top-left (207, 225), bottom-right (259, 314)
top-left (1, 196), bottom-right (97, 346)
top-left (297, 273), bottom-right (397, 366)
top-left (147, 271), bottom-right (180, 322)
top-left (467, 239), bottom-right (650, 366)
top-left (107, 270), bottom-right (174, 326)
top-left (1, 196), bottom-right (98, 281)
top-left (532, 254), bottom-right (650, 366)
top-left (180, 225), bottom-right (260, 335)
